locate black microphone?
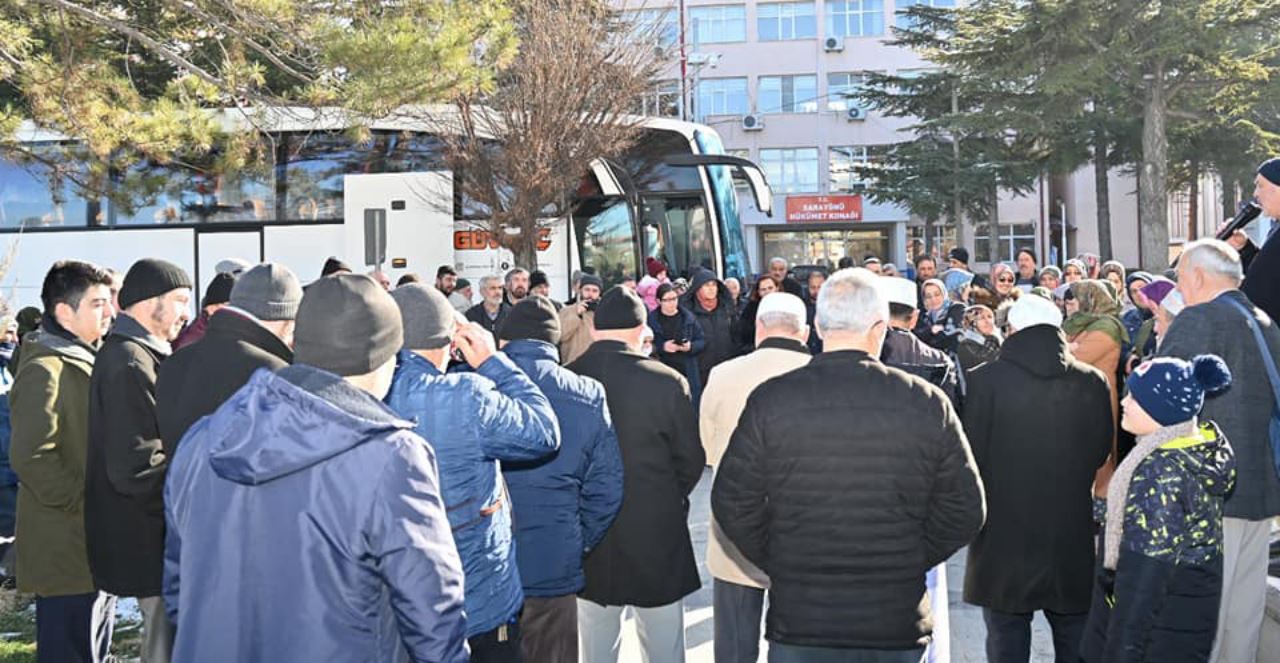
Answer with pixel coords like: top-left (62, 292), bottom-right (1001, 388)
top-left (1216, 200), bottom-right (1263, 241)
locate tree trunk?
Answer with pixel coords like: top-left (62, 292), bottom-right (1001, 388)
top-left (1093, 130), bottom-right (1113, 261)
top-left (1138, 68), bottom-right (1170, 271)
top-left (509, 228), bottom-right (540, 274)
top-left (1188, 159), bottom-right (1199, 240)
top-left (987, 185), bottom-right (1002, 267)
top-left (924, 214), bottom-right (936, 255)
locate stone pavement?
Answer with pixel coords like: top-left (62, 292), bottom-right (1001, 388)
top-left (612, 468), bottom-right (1057, 662)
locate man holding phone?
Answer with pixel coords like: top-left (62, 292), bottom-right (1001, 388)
top-left (558, 274), bottom-right (604, 365)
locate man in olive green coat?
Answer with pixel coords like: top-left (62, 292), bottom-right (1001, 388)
top-left (9, 260), bottom-right (116, 663)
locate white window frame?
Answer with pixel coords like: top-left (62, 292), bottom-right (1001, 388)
top-left (974, 221), bottom-right (1038, 263)
top-left (757, 2), bottom-right (817, 41)
top-left (689, 5), bottom-right (748, 44)
top-left (760, 147), bottom-right (820, 194)
top-left (697, 77), bottom-right (749, 116)
top-left (639, 79), bottom-right (681, 118)
top-left (621, 8), bottom-right (680, 50)
top-left (895, 0), bottom-right (956, 30)
top-left (826, 0), bottom-right (885, 38)
top-left (758, 75), bottom-right (818, 114)
top-left (828, 145), bottom-right (884, 193)
top-left (826, 72), bottom-right (876, 111)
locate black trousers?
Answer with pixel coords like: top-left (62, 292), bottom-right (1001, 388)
top-left (983, 607), bottom-right (1086, 663)
top-left (469, 619), bottom-right (524, 663)
top-left (519, 595), bottom-right (577, 663)
top-left (35, 592), bottom-right (114, 663)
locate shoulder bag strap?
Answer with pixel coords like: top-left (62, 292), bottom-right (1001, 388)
top-left (1223, 296), bottom-right (1280, 409)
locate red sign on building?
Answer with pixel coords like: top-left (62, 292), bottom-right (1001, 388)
top-left (785, 195), bottom-right (863, 223)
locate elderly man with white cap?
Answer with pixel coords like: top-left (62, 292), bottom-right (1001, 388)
top-left (698, 291), bottom-right (811, 663)
top-left (877, 277), bottom-right (960, 408)
top-left (961, 292), bottom-right (1114, 663)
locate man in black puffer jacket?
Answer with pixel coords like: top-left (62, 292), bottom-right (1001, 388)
top-left (712, 268), bottom-right (985, 661)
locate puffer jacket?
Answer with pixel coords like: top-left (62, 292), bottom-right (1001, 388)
top-left (164, 365), bottom-right (467, 663)
top-left (881, 327), bottom-right (961, 409)
top-left (647, 306), bottom-right (707, 402)
top-left (8, 324), bottom-right (98, 596)
top-left (680, 269), bottom-right (739, 392)
top-left (385, 350), bottom-right (559, 637)
top-left (712, 350), bottom-right (985, 649)
top-left (502, 340), bottom-right (623, 597)
top-left (1081, 421), bottom-right (1235, 663)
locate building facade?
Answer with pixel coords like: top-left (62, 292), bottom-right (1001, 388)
top-left (621, 0), bottom-right (1240, 275)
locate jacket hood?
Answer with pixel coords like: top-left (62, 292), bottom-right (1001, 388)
top-left (206, 364), bottom-right (414, 485)
top-left (1173, 421), bottom-right (1236, 498)
top-left (681, 269), bottom-right (733, 313)
top-left (998, 324), bottom-right (1071, 377)
top-left (18, 328), bottom-right (97, 369)
top-left (501, 339), bottom-right (559, 364)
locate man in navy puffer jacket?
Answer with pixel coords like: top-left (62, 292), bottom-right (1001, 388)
top-left (497, 296), bottom-right (624, 663)
top-left (385, 284), bottom-right (560, 662)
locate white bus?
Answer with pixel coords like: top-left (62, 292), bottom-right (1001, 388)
top-left (0, 108), bottom-right (773, 307)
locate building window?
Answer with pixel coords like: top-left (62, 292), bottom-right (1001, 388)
top-left (974, 222), bottom-right (1037, 264)
top-left (907, 223), bottom-right (958, 264)
top-left (759, 75), bottom-right (818, 114)
top-left (758, 2), bottom-right (816, 41)
top-left (690, 5), bottom-right (747, 44)
top-left (828, 145), bottom-right (887, 193)
top-left (696, 77), bottom-right (749, 116)
top-left (639, 80), bottom-right (681, 118)
top-left (621, 8), bottom-right (680, 50)
top-left (896, 0), bottom-right (955, 30)
top-left (827, 72), bottom-right (876, 111)
top-left (760, 148), bottom-right (820, 194)
top-left (826, 0), bottom-right (885, 38)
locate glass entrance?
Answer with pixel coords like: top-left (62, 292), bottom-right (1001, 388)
top-left (761, 226), bottom-right (891, 271)
top-left (640, 194), bottom-right (716, 279)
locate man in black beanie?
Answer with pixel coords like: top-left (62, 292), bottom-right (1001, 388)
top-left (558, 273), bottom-right (603, 365)
top-left (85, 258), bottom-right (192, 663)
top-left (163, 273), bottom-right (467, 662)
top-left (497, 297), bottom-right (622, 663)
top-left (567, 287), bottom-right (704, 663)
top-left (1225, 157), bottom-right (1280, 322)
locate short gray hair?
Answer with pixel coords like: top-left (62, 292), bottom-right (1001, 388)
top-left (816, 268), bottom-right (887, 334)
top-left (1181, 239), bottom-right (1243, 284)
top-left (757, 310), bottom-right (805, 334)
top-left (479, 274), bottom-right (503, 290)
top-left (769, 257), bottom-right (788, 268)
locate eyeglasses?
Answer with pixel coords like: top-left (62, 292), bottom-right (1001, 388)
top-left (998, 277), bottom-right (1015, 283)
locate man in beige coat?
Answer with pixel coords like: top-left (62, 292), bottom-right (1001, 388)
top-left (558, 274), bottom-right (603, 365)
top-left (699, 292), bottom-right (811, 663)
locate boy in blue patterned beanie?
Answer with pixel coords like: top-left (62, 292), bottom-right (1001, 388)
top-left (1081, 355), bottom-right (1236, 662)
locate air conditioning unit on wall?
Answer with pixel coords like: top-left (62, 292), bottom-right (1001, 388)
top-left (741, 114), bottom-right (765, 131)
top-left (845, 106), bottom-right (868, 121)
top-left (824, 37), bottom-right (844, 52)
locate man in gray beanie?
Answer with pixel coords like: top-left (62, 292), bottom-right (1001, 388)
top-left (157, 262), bottom-right (303, 449)
top-left (384, 283), bottom-right (560, 663)
top-left (163, 273), bottom-right (469, 662)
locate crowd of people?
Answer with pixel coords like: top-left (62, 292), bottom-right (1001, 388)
top-left (0, 160), bottom-right (1278, 663)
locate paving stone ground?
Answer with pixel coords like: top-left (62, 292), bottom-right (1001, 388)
top-left (611, 468), bottom-right (1056, 662)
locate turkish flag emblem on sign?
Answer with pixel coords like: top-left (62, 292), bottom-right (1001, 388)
top-left (785, 195), bottom-right (863, 223)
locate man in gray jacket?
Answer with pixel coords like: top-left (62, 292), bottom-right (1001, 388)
top-left (1160, 238), bottom-right (1280, 663)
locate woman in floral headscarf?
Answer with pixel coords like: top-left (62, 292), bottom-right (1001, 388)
top-left (988, 263), bottom-right (1022, 308)
top-left (956, 304), bottom-right (1001, 371)
top-left (915, 277), bottom-right (966, 352)
top-left (1064, 279), bottom-right (1130, 496)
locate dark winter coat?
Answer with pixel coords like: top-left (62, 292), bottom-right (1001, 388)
top-left (1081, 422), bottom-right (1235, 663)
top-left (956, 332), bottom-right (1001, 372)
top-left (163, 365), bottom-right (467, 663)
top-left (1158, 290), bottom-right (1280, 520)
top-left (171, 310), bottom-right (210, 351)
top-left (915, 301), bottom-right (966, 353)
top-left (84, 313), bottom-right (171, 597)
top-left (647, 306), bottom-right (706, 402)
top-left (1241, 228), bottom-right (1280, 324)
top-left (711, 350), bottom-right (985, 649)
top-left (567, 340), bottom-right (704, 608)
top-left (881, 327), bottom-right (961, 409)
top-left (465, 301), bottom-right (510, 336)
top-left (502, 340), bottom-right (624, 597)
top-left (680, 270), bottom-right (738, 390)
top-left (7, 325), bottom-right (98, 596)
top-left (961, 324), bottom-right (1114, 614)
top-left (156, 309), bottom-right (293, 451)
top-left (385, 350), bottom-right (560, 637)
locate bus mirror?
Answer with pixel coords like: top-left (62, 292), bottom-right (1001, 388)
top-left (364, 208), bottom-right (387, 267)
top-left (663, 154), bottom-right (774, 218)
